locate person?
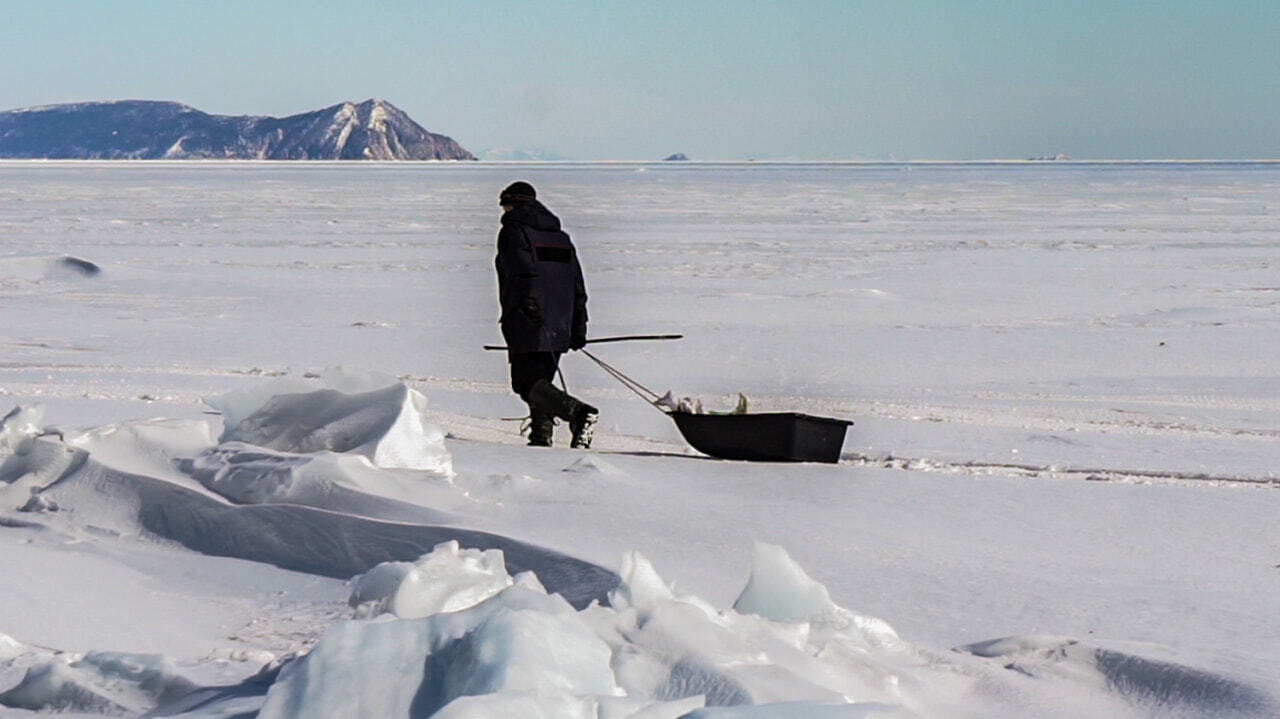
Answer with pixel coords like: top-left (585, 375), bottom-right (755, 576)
top-left (494, 181), bottom-right (597, 448)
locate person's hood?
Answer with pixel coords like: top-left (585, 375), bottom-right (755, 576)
top-left (501, 200), bottom-right (562, 232)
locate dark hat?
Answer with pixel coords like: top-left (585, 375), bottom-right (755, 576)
top-left (499, 181), bottom-right (536, 206)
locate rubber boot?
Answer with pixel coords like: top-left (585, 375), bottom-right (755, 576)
top-left (569, 407), bottom-right (598, 450)
top-left (529, 379), bottom-right (598, 449)
top-left (526, 407), bottom-right (554, 447)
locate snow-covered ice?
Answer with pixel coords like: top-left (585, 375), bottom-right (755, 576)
top-left (0, 160), bottom-right (1278, 717)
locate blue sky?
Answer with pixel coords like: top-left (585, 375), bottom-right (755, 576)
top-left (2, 1), bottom-right (1277, 160)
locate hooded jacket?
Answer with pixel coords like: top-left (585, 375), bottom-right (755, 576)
top-left (495, 200), bottom-right (588, 353)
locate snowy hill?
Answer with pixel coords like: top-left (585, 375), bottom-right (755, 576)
top-left (0, 99), bottom-right (474, 160)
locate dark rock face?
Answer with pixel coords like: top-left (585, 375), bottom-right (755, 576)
top-left (0, 99), bottom-right (474, 160)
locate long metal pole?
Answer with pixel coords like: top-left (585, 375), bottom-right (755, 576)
top-left (483, 334), bottom-right (682, 351)
top-left (582, 334), bottom-right (683, 345)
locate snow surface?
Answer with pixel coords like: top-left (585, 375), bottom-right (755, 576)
top-left (0, 161), bottom-right (1278, 718)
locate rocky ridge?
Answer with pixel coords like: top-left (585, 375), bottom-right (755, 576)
top-left (0, 99), bottom-right (473, 160)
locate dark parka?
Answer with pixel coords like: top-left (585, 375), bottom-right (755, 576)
top-left (495, 200), bottom-right (588, 353)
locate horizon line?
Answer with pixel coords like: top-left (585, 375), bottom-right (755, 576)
top-left (2, 158), bottom-right (1279, 166)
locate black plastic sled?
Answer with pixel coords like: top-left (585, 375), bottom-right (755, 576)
top-left (670, 411), bottom-right (852, 463)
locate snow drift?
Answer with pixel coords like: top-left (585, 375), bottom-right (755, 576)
top-left (0, 651), bottom-right (196, 715)
top-left (0, 254), bottom-right (101, 284)
top-left (4, 379), bottom-right (1278, 717)
top-left (0, 378), bottom-right (614, 598)
top-left (211, 374), bottom-right (453, 476)
top-left (3, 388), bottom-right (1278, 717)
top-left (958, 636), bottom-right (1279, 718)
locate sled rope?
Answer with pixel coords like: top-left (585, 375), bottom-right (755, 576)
top-left (581, 349), bottom-right (668, 413)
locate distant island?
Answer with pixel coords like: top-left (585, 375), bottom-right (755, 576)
top-left (478, 147), bottom-right (568, 161)
top-left (663, 153), bottom-right (689, 161)
top-left (0, 98), bottom-right (474, 160)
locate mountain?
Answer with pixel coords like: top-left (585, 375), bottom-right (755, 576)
top-left (0, 99), bottom-right (474, 160)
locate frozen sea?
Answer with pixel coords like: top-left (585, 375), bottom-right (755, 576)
top-left (6, 161), bottom-right (1280, 476)
top-left (0, 160), bottom-right (1278, 718)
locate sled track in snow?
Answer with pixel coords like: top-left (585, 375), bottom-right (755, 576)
top-left (842, 452), bottom-right (1280, 488)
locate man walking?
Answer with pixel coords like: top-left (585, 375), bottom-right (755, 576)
top-left (494, 181), bottom-right (598, 448)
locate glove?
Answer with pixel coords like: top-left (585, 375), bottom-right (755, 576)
top-left (520, 297), bottom-right (543, 326)
top-left (569, 334), bottom-right (587, 351)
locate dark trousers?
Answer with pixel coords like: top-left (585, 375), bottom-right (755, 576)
top-left (508, 351), bottom-right (561, 401)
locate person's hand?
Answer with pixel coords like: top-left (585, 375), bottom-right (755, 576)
top-left (520, 297), bottom-right (543, 326)
top-left (569, 334), bottom-right (587, 351)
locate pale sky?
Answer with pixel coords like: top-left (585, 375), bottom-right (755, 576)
top-left (2, 1), bottom-right (1278, 160)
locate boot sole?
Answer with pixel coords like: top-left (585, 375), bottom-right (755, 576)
top-left (570, 411), bottom-right (598, 449)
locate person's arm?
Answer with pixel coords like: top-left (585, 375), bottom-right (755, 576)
top-left (570, 252), bottom-right (588, 349)
top-left (497, 225), bottom-right (542, 325)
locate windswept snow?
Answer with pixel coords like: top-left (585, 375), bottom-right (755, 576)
top-left (0, 254), bottom-right (100, 285)
top-left (2, 375), bottom-right (1275, 718)
top-left (215, 381), bottom-right (452, 474)
top-left (2, 161), bottom-right (1279, 717)
top-left (0, 651), bottom-right (198, 715)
